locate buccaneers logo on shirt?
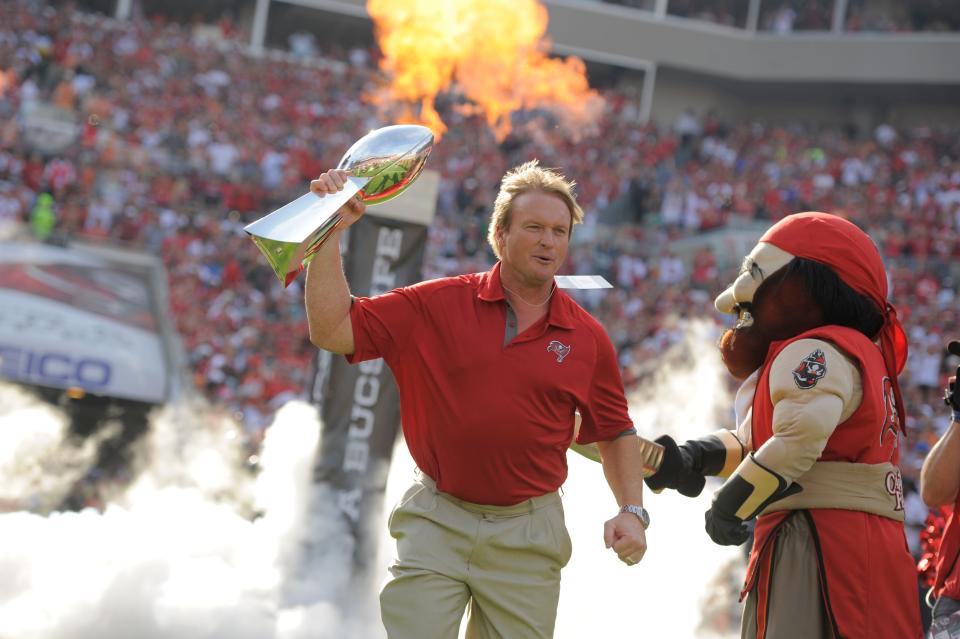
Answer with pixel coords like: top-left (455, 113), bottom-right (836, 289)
top-left (880, 376), bottom-right (901, 453)
top-left (547, 340), bottom-right (571, 363)
top-left (885, 468), bottom-right (905, 512)
top-left (792, 349), bottom-right (826, 389)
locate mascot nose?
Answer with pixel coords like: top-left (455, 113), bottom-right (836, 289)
top-left (715, 284), bottom-right (738, 314)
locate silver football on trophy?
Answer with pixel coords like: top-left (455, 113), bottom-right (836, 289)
top-left (244, 124), bottom-right (434, 286)
top-left (337, 124), bottom-right (434, 205)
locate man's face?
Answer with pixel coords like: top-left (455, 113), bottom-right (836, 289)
top-left (497, 190), bottom-right (571, 287)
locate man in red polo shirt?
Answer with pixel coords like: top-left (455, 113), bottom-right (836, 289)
top-left (920, 340), bottom-right (960, 638)
top-left (305, 160), bottom-right (656, 638)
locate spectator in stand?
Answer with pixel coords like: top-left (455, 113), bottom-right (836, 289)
top-left (911, 333), bottom-right (947, 405)
top-left (770, 3), bottom-right (797, 33)
top-left (920, 341), bottom-right (960, 637)
top-left (666, 0), bottom-right (746, 27)
top-left (29, 191), bottom-right (55, 240)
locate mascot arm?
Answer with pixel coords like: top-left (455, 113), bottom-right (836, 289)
top-left (734, 406), bottom-right (754, 455)
top-left (646, 374), bottom-right (759, 498)
top-left (753, 339), bottom-right (860, 482)
top-left (705, 339), bottom-right (858, 546)
top-left (645, 430), bottom-right (746, 498)
top-left (646, 373), bottom-right (758, 497)
top-left (688, 429), bottom-right (746, 478)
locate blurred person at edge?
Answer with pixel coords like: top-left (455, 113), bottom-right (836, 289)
top-left (306, 161), bottom-right (657, 638)
top-left (645, 212), bottom-right (922, 638)
top-left (920, 341), bottom-right (960, 638)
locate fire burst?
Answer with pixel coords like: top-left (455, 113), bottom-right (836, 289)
top-left (367, 0), bottom-right (602, 141)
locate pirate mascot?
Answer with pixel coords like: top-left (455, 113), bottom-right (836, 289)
top-left (648, 212), bottom-right (922, 638)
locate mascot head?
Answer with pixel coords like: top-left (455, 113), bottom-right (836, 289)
top-left (715, 212), bottom-right (908, 425)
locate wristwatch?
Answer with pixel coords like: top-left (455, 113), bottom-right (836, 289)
top-left (620, 504), bottom-right (650, 529)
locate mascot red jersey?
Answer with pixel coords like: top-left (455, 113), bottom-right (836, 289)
top-left (647, 212), bottom-right (921, 638)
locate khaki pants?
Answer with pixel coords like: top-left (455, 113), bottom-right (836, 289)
top-left (380, 473), bottom-right (572, 639)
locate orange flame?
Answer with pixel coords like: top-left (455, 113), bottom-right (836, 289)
top-left (366, 0), bottom-right (602, 141)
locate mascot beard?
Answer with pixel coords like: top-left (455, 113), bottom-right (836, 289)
top-left (717, 262), bottom-right (826, 381)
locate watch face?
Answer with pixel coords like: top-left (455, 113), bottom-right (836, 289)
top-left (636, 508), bottom-right (650, 528)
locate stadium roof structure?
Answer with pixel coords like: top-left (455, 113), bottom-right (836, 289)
top-left (87, 0), bottom-right (960, 127)
top-left (249, 0), bottom-right (960, 125)
top-left (254, 0), bottom-right (960, 82)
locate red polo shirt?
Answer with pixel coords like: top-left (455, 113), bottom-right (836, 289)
top-left (347, 262), bottom-right (633, 505)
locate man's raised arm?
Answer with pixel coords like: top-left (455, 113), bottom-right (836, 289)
top-left (304, 169), bottom-right (366, 355)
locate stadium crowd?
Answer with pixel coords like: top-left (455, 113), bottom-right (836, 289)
top-left (1, 0), bottom-right (959, 585)
top-left (601, 0), bottom-right (960, 32)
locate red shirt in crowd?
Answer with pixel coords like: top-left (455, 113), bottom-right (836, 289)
top-left (346, 262), bottom-right (633, 505)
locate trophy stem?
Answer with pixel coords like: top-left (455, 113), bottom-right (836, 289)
top-left (248, 212), bottom-right (344, 286)
top-left (245, 181), bottom-right (366, 286)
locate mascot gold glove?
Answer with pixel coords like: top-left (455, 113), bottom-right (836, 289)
top-left (704, 454), bottom-right (801, 546)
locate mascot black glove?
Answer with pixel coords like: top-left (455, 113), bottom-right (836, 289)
top-left (705, 454), bottom-right (802, 546)
top-left (644, 435), bottom-right (706, 497)
top-left (946, 340), bottom-right (960, 419)
top-left (645, 431), bottom-right (745, 498)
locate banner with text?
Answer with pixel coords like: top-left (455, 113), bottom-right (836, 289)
top-left (0, 242), bottom-right (168, 404)
top-left (311, 213), bottom-right (430, 567)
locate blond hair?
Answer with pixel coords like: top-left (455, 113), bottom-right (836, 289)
top-left (487, 160), bottom-right (584, 259)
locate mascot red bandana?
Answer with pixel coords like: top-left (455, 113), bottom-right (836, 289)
top-left (759, 212), bottom-right (909, 429)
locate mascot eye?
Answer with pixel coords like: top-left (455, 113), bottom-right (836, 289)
top-left (739, 257), bottom-right (764, 280)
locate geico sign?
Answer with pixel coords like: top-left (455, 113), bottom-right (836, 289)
top-left (0, 344), bottom-right (111, 389)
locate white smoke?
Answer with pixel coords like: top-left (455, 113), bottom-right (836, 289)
top-left (0, 391), bottom-right (383, 639)
top-left (555, 319), bottom-right (743, 639)
top-left (0, 318), bottom-right (741, 638)
top-left (0, 384), bottom-right (98, 513)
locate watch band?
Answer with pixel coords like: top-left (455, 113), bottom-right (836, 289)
top-left (620, 504), bottom-right (650, 529)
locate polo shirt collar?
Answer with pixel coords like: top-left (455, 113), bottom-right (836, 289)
top-left (478, 262), bottom-right (576, 330)
top-left (477, 261), bottom-right (506, 302)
